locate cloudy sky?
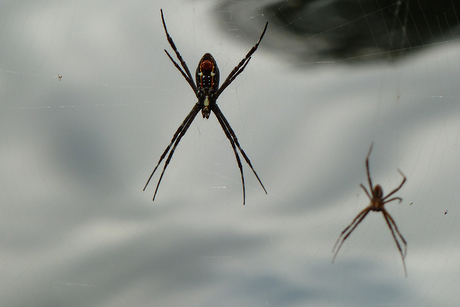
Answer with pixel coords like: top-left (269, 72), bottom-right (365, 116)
top-left (1, 1), bottom-right (460, 306)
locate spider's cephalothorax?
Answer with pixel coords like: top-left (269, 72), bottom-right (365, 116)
top-left (143, 9), bottom-right (268, 205)
top-left (196, 53), bottom-right (220, 119)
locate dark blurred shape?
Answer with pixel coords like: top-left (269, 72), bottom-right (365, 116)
top-left (265, 0), bottom-right (460, 62)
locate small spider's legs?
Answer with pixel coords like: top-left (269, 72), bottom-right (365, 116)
top-left (382, 169), bottom-right (406, 201)
top-left (160, 9), bottom-right (197, 93)
top-left (382, 210), bottom-right (408, 276)
top-left (383, 211), bottom-right (407, 257)
top-left (383, 197), bottom-right (403, 204)
top-left (360, 184), bottom-right (372, 200)
top-left (332, 208), bottom-right (370, 263)
top-left (143, 104), bottom-right (201, 200)
top-left (365, 142), bottom-right (375, 194)
top-left (215, 22), bottom-right (268, 99)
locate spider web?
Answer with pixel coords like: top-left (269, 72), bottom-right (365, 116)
top-left (1, 0), bottom-right (460, 306)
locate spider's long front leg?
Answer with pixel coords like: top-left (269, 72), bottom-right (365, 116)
top-left (213, 106), bottom-right (267, 203)
top-left (164, 50), bottom-right (197, 93)
top-left (215, 22), bottom-right (268, 99)
top-left (160, 9), bottom-right (196, 92)
top-left (365, 143), bottom-right (375, 192)
top-left (143, 103), bottom-right (201, 200)
top-left (332, 208), bottom-right (370, 263)
top-left (215, 58), bottom-right (251, 99)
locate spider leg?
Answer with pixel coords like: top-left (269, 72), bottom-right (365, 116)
top-left (382, 210), bottom-right (407, 276)
top-left (143, 103), bottom-right (201, 200)
top-left (365, 142), bottom-right (375, 194)
top-left (212, 106), bottom-right (267, 194)
top-left (212, 105), bottom-right (267, 205)
top-left (212, 108), bottom-right (246, 205)
top-left (164, 50), bottom-right (197, 93)
top-left (332, 208), bottom-right (370, 263)
top-left (360, 184), bottom-right (372, 200)
top-left (383, 197), bottom-right (403, 204)
top-left (382, 169), bottom-right (406, 201)
top-left (160, 9), bottom-right (197, 93)
top-left (215, 58), bottom-right (251, 99)
top-left (215, 22), bottom-right (268, 99)
top-left (382, 210), bottom-right (407, 257)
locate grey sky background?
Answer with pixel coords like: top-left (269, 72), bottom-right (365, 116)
top-left (1, 1), bottom-right (460, 306)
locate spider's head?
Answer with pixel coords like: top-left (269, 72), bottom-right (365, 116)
top-left (373, 184), bottom-right (383, 199)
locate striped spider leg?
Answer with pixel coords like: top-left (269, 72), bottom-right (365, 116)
top-left (143, 9), bottom-right (268, 204)
top-left (332, 143), bottom-right (408, 276)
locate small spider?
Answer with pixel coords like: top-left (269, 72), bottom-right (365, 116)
top-left (143, 9), bottom-right (268, 204)
top-left (332, 143), bottom-right (408, 275)
top-left (55, 74), bottom-right (62, 81)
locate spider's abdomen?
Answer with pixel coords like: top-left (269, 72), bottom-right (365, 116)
top-left (196, 53), bottom-right (220, 91)
top-left (196, 53), bottom-right (220, 119)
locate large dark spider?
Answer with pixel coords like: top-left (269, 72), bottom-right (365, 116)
top-left (332, 143), bottom-right (408, 275)
top-left (143, 9), bottom-right (268, 205)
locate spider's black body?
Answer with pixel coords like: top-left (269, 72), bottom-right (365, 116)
top-left (143, 9), bottom-right (268, 205)
top-left (196, 53), bottom-right (219, 119)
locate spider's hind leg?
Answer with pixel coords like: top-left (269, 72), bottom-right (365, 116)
top-left (212, 106), bottom-right (267, 205)
top-left (212, 107), bottom-right (247, 205)
top-left (143, 104), bottom-right (201, 200)
top-left (332, 208), bottom-right (370, 263)
top-left (382, 210), bottom-right (407, 276)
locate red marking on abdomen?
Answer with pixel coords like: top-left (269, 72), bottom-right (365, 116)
top-left (201, 60), bottom-right (213, 72)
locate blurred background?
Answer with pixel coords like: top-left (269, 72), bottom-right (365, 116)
top-left (1, 0), bottom-right (460, 306)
